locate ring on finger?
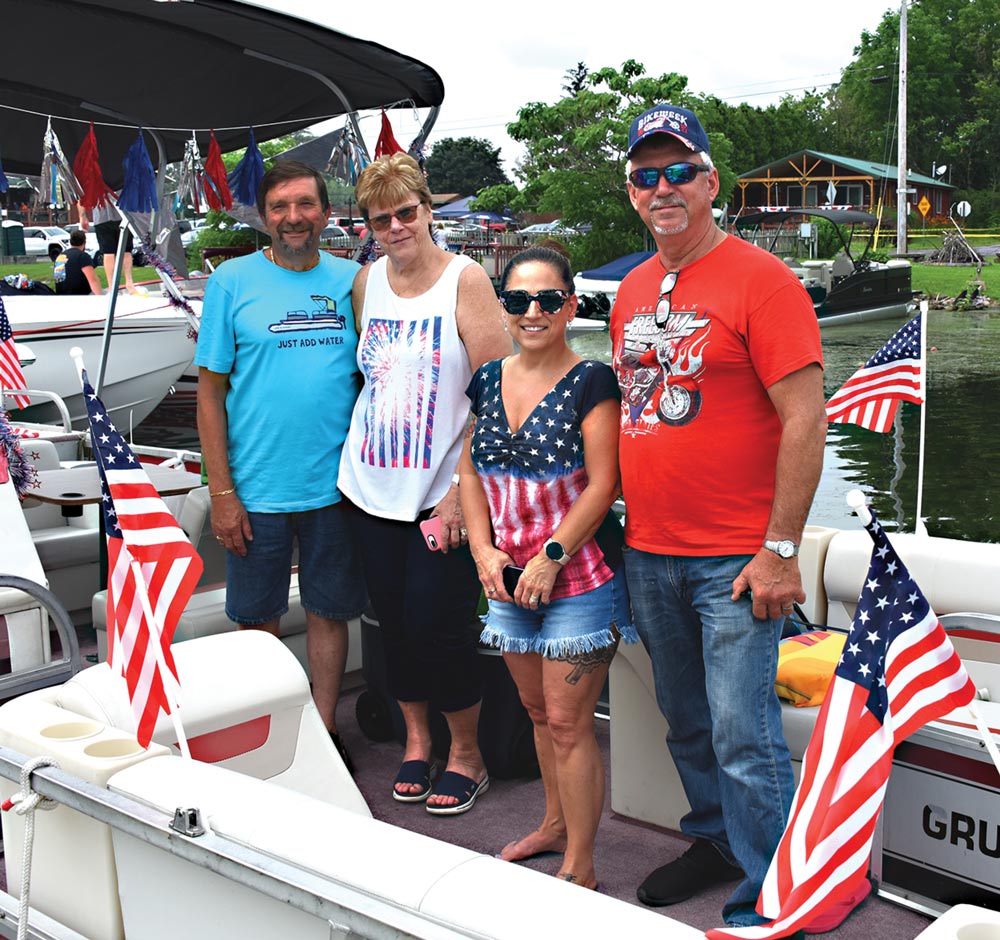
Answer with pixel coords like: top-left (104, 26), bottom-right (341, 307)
top-left (529, 594), bottom-right (540, 604)
top-left (459, 528), bottom-right (468, 539)
top-left (487, 587), bottom-right (496, 595)
top-left (215, 535), bottom-right (223, 542)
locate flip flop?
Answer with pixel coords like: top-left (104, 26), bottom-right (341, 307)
top-left (425, 771), bottom-right (490, 815)
top-left (392, 760), bottom-right (436, 803)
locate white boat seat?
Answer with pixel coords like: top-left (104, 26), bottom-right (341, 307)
top-left (609, 526), bottom-right (1000, 831)
top-left (62, 631), bottom-right (366, 810)
top-left (18, 440), bottom-right (100, 623)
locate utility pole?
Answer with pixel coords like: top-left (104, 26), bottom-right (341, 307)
top-left (896, 1), bottom-right (908, 256)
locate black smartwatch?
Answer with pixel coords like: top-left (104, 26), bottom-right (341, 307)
top-left (544, 538), bottom-right (572, 565)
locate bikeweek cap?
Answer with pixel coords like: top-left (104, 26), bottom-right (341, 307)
top-left (626, 104), bottom-right (711, 158)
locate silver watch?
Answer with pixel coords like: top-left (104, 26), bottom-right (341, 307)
top-left (763, 539), bottom-right (799, 559)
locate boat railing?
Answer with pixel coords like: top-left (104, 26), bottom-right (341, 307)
top-left (0, 744), bottom-right (497, 940)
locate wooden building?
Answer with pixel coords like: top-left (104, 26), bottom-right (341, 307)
top-left (733, 150), bottom-right (954, 220)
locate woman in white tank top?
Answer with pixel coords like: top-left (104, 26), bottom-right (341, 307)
top-left (338, 154), bottom-right (511, 814)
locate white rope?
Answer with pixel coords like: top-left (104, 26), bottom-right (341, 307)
top-left (3, 756), bottom-right (59, 940)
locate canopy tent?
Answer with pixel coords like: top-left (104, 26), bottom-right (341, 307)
top-left (0, 0), bottom-right (444, 187)
top-left (579, 252), bottom-right (654, 281)
top-left (273, 129), bottom-right (347, 172)
top-left (435, 196), bottom-right (477, 218)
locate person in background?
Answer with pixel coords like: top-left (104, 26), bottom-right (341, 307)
top-left (459, 245), bottom-right (635, 888)
top-left (338, 153), bottom-right (511, 814)
top-left (55, 229), bottom-right (103, 295)
top-left (610, 103), bottom-right (826, 927)
top-left (82, 197), bottom-right (141, 294)
top-left (195, 160), bottom-right (365, 772)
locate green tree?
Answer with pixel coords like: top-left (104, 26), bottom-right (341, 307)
top-left (502, 60), bottom-right (733, 269)
top-left (424, 137), bottom-right (509, 195)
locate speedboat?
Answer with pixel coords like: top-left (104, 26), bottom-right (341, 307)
top-left (5, 292), bottom-right (197, 430)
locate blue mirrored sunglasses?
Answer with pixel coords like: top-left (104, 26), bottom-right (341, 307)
top-left (629, 162), bottom-right (710, 189)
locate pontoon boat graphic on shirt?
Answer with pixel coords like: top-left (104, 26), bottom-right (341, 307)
top-left (268, 295), bottom-right (346, 332)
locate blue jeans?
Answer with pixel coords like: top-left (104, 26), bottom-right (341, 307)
top-left (624, 548), bottom-right (794, 927)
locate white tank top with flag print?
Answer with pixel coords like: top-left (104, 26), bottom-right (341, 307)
top-left (338, 253), bottom-right (475, 521)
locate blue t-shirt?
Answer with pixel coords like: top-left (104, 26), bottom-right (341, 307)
top-left (194, 251), bottom-right (360, 512)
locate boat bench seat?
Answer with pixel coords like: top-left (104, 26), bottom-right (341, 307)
top-left (609, 526), bottom-right (1000, 831)
top-left (18, 440), bottom-right (100, 624)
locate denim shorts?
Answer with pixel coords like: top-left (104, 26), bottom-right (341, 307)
top-left (226, 502), bottom-right (366, 625)
top-left (480, 567), bottom-right (637, 658)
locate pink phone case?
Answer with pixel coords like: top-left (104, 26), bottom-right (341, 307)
top-left (419, 516), bottom-right (443, 551)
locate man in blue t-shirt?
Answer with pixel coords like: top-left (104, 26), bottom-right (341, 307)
top-left (194, 161), bottom-right (365, 772)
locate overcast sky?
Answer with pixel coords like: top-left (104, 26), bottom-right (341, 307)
top-left (256, 0), bottom-right (898, 173)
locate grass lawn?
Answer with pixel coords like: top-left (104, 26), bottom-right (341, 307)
top-left (0, 259), bottom-right (158, 291)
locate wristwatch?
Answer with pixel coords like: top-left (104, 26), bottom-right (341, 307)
top-left (544, 539), bottom-right (572, 565)
top-left (763, 539), bottom-right (799, 559)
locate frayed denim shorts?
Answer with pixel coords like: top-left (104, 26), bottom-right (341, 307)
top-left (480, 567), bottom-right (637, 659)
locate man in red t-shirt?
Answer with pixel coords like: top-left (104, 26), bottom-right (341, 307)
top-left (610, 104), bottom-right (827, 929)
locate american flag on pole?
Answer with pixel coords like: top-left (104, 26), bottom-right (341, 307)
top-left (707, 509), bottom-right (976, 940)
top-left (83, 371), bottom-right (202, 746)
top-left (826, 315), bottom-right (923, 433)
top-left (0, 298), bottom-right (31, 410)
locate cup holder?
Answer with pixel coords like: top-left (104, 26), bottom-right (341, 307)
top-left (40, 721), bottom-right (103, 741)
top-left (83, 739), bottom-right (144, 759)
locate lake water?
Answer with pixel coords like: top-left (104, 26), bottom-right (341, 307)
top-left (135, 309), bottom-right (1000, 543)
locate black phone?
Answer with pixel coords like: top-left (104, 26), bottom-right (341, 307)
top-left (502, 565), bottom-right (524, 596)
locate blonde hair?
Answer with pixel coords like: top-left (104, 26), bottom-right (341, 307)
top-left (355, 153), bottom-right (432, 215)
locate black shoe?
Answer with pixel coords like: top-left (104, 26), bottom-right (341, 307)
top-left (330, 731), bottom-right (356, 776)
top-left (637, 839), bottom-right (743, 907)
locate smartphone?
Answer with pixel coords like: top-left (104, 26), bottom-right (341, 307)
top-left (502, 565), bottom-right (524, 596)
top-left (419, 516), bottom-right (443, 551)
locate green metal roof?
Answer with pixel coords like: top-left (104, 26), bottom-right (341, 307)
top-left (739, 150), bottom-right (953, 189)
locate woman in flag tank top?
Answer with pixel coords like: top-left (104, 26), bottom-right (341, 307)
top-left (339, 154), bottom-right (511, 815)
top-left (458, 246), bottom-right (637, 889)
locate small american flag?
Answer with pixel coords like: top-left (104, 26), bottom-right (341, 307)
top-left (0, 298), bottom-right (30, 410)
top-left (825, 315), bottom-right (922, 433)
top-left (707, 509), bottom-right (976, 940)
top-left (83, 371), bottom-right (202, 746)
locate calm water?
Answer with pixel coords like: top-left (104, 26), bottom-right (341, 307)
top-left (135, 310), bottom-right (1000, 543)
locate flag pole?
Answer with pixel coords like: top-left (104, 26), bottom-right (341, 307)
top-left (127, 559), bottom-right (191, 759)
top-left (914, 299), bottom-right (929, 536)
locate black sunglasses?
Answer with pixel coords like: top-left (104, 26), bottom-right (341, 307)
top-left (366, 203), bottom-right (422, 231)
top-left (629, 163), bottom-right (710, 189)
top-left (655, 271), bottom-right (680, 328)
top-left (499, 289), bottom-right (570, 316)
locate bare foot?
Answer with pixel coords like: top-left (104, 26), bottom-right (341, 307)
top-left (556, 871), bottom-right (598, 890)
top-left (500, 826), bottom-right (568, 862)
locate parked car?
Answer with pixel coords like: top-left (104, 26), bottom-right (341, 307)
top-left (179, 219), bottom-right (208, 248)
top-left (320, 224), bottom-right (350, 246)
top-left (22, 225), bottom-right (72, 260)
top-left (520, 219), bottom-right (577, 237)
top-left (332, 216), bottom-right (365, 236)
top-left (63, 223), bottom-right (102, 262)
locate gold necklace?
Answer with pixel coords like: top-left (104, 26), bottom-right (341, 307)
top-left (267, 245), bottom-right (320, 272)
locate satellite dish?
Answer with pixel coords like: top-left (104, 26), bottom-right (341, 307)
top-left (935, 164), bottom-right (948, 177)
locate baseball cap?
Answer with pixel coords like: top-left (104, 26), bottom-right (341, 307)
top-left (627, 104), bottom-right (711, 158)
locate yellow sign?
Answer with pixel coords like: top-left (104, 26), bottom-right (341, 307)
top-left (918, 196), bottom-right (931, 217)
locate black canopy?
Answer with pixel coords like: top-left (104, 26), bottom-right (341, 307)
top-left (736, 208), bottom-right (879, 228)
top-left (0, 0), bottom-right (444, 185)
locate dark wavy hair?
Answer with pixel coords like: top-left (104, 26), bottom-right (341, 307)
top-left (499, 245), bottom-right (574, 292)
